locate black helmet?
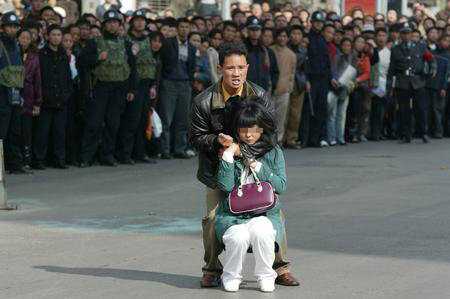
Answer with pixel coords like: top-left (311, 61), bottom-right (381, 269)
top-left (311, 10), bottom-right (326, 23)
top-left (103, 9), bottom-right (121, 23)
top-left (1, 12), bottom-right (20, 27)
top-left (399, 22), bottom-right (413, 33)
top-left (130, 9), bottom-right (147, 24)
top-left (246, 16), bottom-right (262, 29)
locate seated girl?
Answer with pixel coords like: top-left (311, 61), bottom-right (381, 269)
top-left (215, 97), bottom-right (286, 293)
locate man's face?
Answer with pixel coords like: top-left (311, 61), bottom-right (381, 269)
top-left (189, 34), bottom-right (201, 49)
top-left (41, 9), bottom-right (55, 21)
top-left (248, 27), bottom-right (261, 41)
top-left (323, 26), bottom-right (335, 42)
top-left (233, 13), bottom-right (246, 26)
top-left (62, 33), bottom-right (73, 50)
top-left (375, 31), bottom-right (387, 48)
top-left (289, 29), bottom-right (302, 45)
top-left (69, 27), bottom-right (80, 44)
top-left (400, 32), bottom-right (412, 42)
top-left (274, 16), bottom-right (288, 29)
top-left (48, 29), bottom-right (62, 47)
top-left (194, 20), bottom-right (206, 33)
top-left (177, 22), bottom-right (190, 40)
top-left (2, 24), bottom-right (19, 38)
top-left (223, 25), bottom-right (237, 42)
top-left (209, 32), bottom-right (222, 49)
top-left (440, 36), bottom-right (450, 49)
top-left (104, 20), bottom-right (120, 34)
top-left (219, 54), bottom-right (249, 91)
top-left (261, 30), bottom-right (273, 46)
top-left (276, 31), bottom-right (288, 47)
top-left (427, 29), bottom-right (439, 43)
top-left (333, 31), bottom-right (343, 45)
top-left (79, 24), bottom-right (90, 40)
top-left (132, 17), bottom-right (147, 32)
top-left (31, 0), bottom-right (43, 13)
top-left (312, 21), bottom-right (324, 32)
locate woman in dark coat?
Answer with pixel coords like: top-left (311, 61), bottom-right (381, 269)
top-left (18, 28), bottom-right (42, 169)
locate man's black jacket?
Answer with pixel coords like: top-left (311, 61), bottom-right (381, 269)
top-left (189, 79), bottom-right (274, 189)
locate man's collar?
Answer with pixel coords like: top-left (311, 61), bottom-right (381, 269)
top-left (211, 79), bottom-right (256, 110)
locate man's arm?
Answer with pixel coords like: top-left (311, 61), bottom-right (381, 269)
top-left (189, 97), bottom-right (221, 153)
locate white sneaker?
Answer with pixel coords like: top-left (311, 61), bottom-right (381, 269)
top-left (223, 279), bottom-right (240, 292)
top-left (320, 140), bottom-right (330, 147)
top-left (259, 279), bottom-right (275, 293)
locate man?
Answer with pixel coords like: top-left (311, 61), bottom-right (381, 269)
top-left (207, 29), bottom-right (222, 84)
top-left (0, 12), bottom-right (30, 174)
top-left (436, 0), bottom-right (450, 22)
top-left (387, 22), bottom-right (437, 144)
top-left (301, 11), bottom-right (337, 148)
top-left (117, 10), bottom-right (157, 164)
top-left (78, 9), bottom-right (137, 167)
top-left (286, 25), bottom-right (307, 149)
top-left (157, 18), bottom-right (196, 159)
top-left (189, 42), bottom-right (299, 288)
top-left (34, 24), bottom-right (73, 170)
top-left (244, 16), bottom-right (278, 92)
top-left (222, 21), bottom-right (238, 43)
top-left (270, 27), bottom-right (296, 144)
top-left (95, 0), bottom-right (121, 21)
top-left (370, 27), bottom-right (391, 141)
top-left (23, 0), bottom-right (43, 24)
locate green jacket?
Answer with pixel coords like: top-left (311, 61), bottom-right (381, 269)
top-left (214, 146), bottom-right (286, 250)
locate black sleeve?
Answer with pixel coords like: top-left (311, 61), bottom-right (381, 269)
top-left (78, 39), bottom-right (99, 71)
top-left (370, 48), bottom-right (380, 66)
top-left (387, 48), bottom-right (396, 91)
top-left (268, 48), bottom-right (279, 91)
top-left (125, 39), bottom-right (138, 94)
top-left (189, 96), bottom-right (220, 153)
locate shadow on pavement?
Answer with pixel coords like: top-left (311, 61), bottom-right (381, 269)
top-left (33, 266), bottom-right (201, 289)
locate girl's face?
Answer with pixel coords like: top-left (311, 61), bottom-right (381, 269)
top-left (62, 33), bottom-right (73, 51)
top-left (238, 125), bottom-right (263, 145)
top-left (29, 28), bottom-right (39, 42)
top-left (354, 37), bottom-right (365, 52)
top-left (151, 36), bottom-right (162, 52)
top-left (18, 31), bottom-right (32, 50)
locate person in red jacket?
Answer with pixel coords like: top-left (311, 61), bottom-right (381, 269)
top-left (349, 35), bottom-right (371, 143)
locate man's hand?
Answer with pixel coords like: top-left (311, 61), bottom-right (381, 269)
top-left (218, 133), bottom-right (233, 147)
top-left (225, 143), bottom-right (239, 155)
top-left (126, 93), bottom-right (135, 102)
top-left (431, 69), bottom-right (437, 78)
top-left (331, 78), bottom-right (339, 89)
top-left (149, 87), bottom-right (157, 99)
top-left (32, 105), bottom-right (40, 116)
top-left (98, 51), bottom-right (108, 61)
top-left (440, 89), bottom-right (446, 97)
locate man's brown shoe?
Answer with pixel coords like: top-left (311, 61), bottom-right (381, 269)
top-left (275, 273), bottom-right (300, 286)
top-left (200, 274), bottom-right (221, 288)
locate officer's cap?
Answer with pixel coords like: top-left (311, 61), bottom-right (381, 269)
top-left (103, 9), bottom-right (122, 24)
top-left (131, 9), bottom-right (148, 24)
top-left (246, 16), bottom-right (262, 29)
top-left (400, 22), bottom-right (413, 33)
top-left (1, 12), bottom-right (20, 27)
top-left (311, 11), bottom-right (326, 22)
top-left (362, 23), bottom-right (375, 33)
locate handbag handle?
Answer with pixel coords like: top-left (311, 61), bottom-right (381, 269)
top-left (237, 165), bottom-right (263, 197)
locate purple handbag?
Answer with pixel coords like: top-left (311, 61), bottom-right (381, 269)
top-left (228, 166), bottom-right (277, 215)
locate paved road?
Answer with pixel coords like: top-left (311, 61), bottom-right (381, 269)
top-left (1, 140), bottom-right (450, 299)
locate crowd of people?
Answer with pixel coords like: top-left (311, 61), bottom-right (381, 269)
top-left (2, 0), bottom-right (450, 174)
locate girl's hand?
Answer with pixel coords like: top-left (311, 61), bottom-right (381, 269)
top-left (225, 143), bottom-right (239, 154)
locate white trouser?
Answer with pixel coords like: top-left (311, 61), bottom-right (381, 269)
top-left (222, 216), bottom-right (277, 284)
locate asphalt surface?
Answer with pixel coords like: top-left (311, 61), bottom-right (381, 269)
top-left (1, 139), bottom-right (450, 299)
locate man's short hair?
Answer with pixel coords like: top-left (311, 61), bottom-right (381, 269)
top-left (208, 28), bottom-right (222, 39)
top-left (223, 20), bottom-right (238, 31)
top-left (177, 17), bottom-right (189, 26)
top-left (275, 27), bottom-right (289, 38)
top-left (192, 16), bottom-right (206, 25)
top-left (218, 42), bottom-right (248, 66)
top-left (288, 24), bottom-right (303, 35)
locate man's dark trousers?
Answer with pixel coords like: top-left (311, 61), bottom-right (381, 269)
top-left (157, 79), bottom-right (192, 155)
top-left (396, 86), bottom-right (428, 139)
top-left (80, 82), bottom-right (126, 163)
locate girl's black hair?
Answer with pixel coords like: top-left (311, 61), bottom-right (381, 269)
top-left (228, 96), bottom-right (277, 148)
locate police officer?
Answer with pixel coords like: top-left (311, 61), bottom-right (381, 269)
top-left (387, 22), bottom-right (437, 144)
top-left (117, 9), bottom-right (156, 164)
top-left (0, 12), bottom-right (30, 174)
top-left (301, 10), bottom-right (338, 147)
top-left (79, 9), bottom-right (137, 167)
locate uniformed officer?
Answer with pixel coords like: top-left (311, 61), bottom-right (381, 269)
top-left (0, 12), bottom-right (30, 174)
top-left (301, 10), bottom-right (338, 148)
top-left (78, 9), bottom-right (137, 167)
top-left (387, 22), bottom-right (437, 143)
top-left (117, 9), bottom-right (157, 164)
